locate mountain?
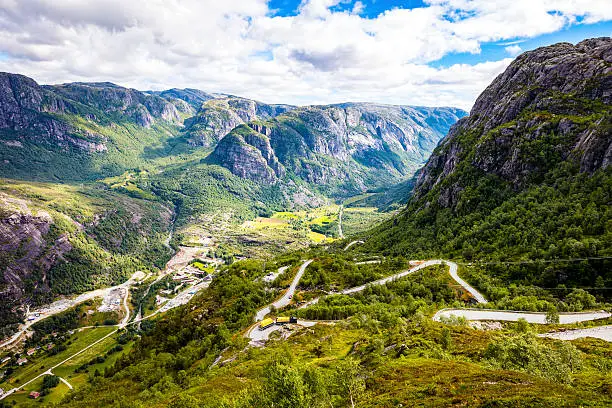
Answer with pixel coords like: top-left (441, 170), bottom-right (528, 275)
top-left (0, 179), bottom-right (173, 338)
top-left (0, 72), bottom-right (464, 203)
top-left (366, 38), bottom-right (611, 289)
top-left (0, 73), bottom-right (188, 181)
top-left (210, 103), bottom-right (466, 196)
top-left (181, 96), bottom-right (295, 147)
top-left (0, 73), bottom-right (466, 334)
top-left (1, 39), bottom-right (611, 408)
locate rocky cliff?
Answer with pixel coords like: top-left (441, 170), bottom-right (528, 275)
top-left (414, 38), bottom-right (611, 208)
top-left (210, 102), bottom-right (466, 196)
top-left (0, 73), bottom-right (190, 180)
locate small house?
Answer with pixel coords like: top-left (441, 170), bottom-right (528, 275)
top-left (17, 357), bottom-right (27, 365)
top-left (29, 391), bottom-right (40, 399)
top-left (26, 348), bottom-right (36, 356)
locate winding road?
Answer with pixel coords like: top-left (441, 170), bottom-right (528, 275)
top-left (255, 260), bottom-right (313, 322)
top-left (299, 260), bottom-right (480, 309)
top-left (343, 240), bottom-right (364, 251)
top-left (433, 309), bottom-right (611, 324)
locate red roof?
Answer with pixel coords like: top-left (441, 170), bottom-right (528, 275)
top-left (29, 391), bottom-right (40, 398)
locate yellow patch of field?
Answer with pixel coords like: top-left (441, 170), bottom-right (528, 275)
top-left (243, 217), bottom-right (290, 230)
top-left (308, 231), bottom-right (331, 243)
top-left (309, 215), bottom-right (334, 225)
top-left (344, 206), bottom-right (378, 213)
top-left (272, 211), bottom-right (300, 220)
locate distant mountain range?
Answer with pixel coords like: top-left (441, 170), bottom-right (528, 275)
top-left (0, 72), bottom-right (465, 199)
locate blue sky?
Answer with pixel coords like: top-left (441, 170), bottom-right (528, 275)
top-left (0, 0), bottom-right (610, 109)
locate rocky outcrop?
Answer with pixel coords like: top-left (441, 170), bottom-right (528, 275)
top-left (182, 97), bottom-right (294, 147)
top-left (209, 125), bottom-right (285, 183)
top-left (414, 38), bottom-right (612, 208)
top-left (155, 88), bottom-right (218, 109)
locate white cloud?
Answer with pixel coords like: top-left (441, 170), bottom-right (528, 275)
top-left (505, 44), bottom-right (523, 56)
top-left (0, 0), bottom-right (609, 110)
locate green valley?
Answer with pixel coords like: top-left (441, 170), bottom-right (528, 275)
top-left (0, 35), bottom-right (611, 408)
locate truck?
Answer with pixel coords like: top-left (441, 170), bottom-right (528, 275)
top-left (276, 316), bottom-right (298, 325)
top-left (259, 318), bottom-right (274, 330)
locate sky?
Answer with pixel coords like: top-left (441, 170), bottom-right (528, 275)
top-left (0, 0), bottom-right (610, 110)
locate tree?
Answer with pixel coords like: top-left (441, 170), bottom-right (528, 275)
top-left (260, 359), bottom-right (306, 408)
top-left (168, 394), bottom-right (200, 408)
top-left (545, 305), bottom-right (559, 324)
top-left (514, 318), bottom-right (530, 333)
top-left (334, 358), bottom-right (366, 408)
top-left (440, 327), bottom-right (452, 351)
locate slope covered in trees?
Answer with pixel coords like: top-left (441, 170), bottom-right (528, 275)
top-left (363, 38), bottom-right (611, 293)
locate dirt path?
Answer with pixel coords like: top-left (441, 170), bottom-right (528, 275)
top-left (538, 325), bottom-right (612, 342)
top-left (338, 206), bottom-right (345, 239)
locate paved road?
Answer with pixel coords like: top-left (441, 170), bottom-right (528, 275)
top-left (247, 320), bottom-right (317, 344)
top-left (433, 309), bottom-right (611, 324)
top-left (447, 261), bottom-right (488, 304)
top-left (0, 271), bottom-right (143, 350)
top-left (0, 327), bottom-right (119, 400)
top-left (255, 260), bottom-right (313, 322)
top-left (343, 240), bottom-right (364, 251)
top-left (299, 260), bottom-right (485, 308)
top-left (263, 266), bottom-right (289, 283)
top-left (538, 325), bottom-right (612, 342)
top-left (355, 260), bottom-right (382, 265)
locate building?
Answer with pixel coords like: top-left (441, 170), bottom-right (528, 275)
top-left (26, 348), bottom-right (36, 356)
top-left (17, 357), bottom-right (27, 366)
top-left (29, 391), bottom-right (40, 399)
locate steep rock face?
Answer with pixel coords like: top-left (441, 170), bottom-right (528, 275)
top-left (211, 102), bottom-right (466, 195)
top-left (0, 73), bottom-right (107, 152)
top-left (0, 194), bottom-right (70, 305)
top-left (0, 182), bottom-right (174, 333)
top-left (365, 38), bottom-right (611, 294)
top-left (209, 125), bottom-right (285, 183)
top-left (0, 73), bottom-right (184, 156)
top-left (182, 96), bottom-right (294, 147)
top-left (414, 38), bottom-right (612, 208)
top-left (50, 82), bottom-right (181, 127)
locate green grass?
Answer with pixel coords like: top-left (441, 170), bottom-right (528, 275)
top-left (0, 327), bottom-right (116, 391)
